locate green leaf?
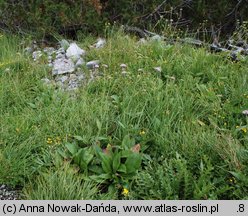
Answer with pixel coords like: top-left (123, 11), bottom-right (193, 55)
top-left (27, 102), bottom-right (36, 109)
top-left (117, 121), bottom-right (125, 129)
top-left (125, 153), bottom-right (142, 174)
top-left (88, 165), bottom-right (103, 174)
top-left (96, 119), bottom-right (102, 131)
top-left (65, 143), bottom-right (79, 156)
top-left (83, 148), bottom-right (94, 165)
top-left (73, 148), bottom-right (84, 166)
top-left (79, 160), bottom-right (88, 171)
top-left (73, 135), bottom-right (84, 141)
top-left (229, 171), bottom-right (248, 183)
top-left (57, 148), bottom-right (70, 159)
top-left (117, 164), bottom-right (127, 173)
top-left (99, 152), bottom-right (112, 174)
top-left (112, 152), bottom-right (121, 173)
top-left (89, 174), bottom-right (111, 183)
top-left (121, 150), bottom-right (132, 158)
top-left (122, 135), bottom-right (135, 149)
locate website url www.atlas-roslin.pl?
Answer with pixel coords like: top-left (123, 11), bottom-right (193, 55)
top-left (122, 203), bottom-right (218, 214)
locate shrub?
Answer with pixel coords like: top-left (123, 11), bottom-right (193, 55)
top-left (1, 1), bottom-right (248, 38)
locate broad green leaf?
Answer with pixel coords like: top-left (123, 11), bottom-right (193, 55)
top-left (73, 148), bottom-right (84, 165)
top-left (79, 160), bottom-right (87, 170)
top-left (89, 174), bottom-right (111, 183)
top-left (99, 152), bottom-right (112, 174)
top-left (125, 153), bottom-right (142, 174)
top-left (121, 149), bottom-right (132, 158)
top-left (117, 164), bottom-right (127, 173)
top-left (112, 152), bottom-right (121, 173)
top-left (57, 148), bottom-right (70, 159)
top-left (122, 135), bottom-right (135, 149)
top-left (88, 165), bottom-right (103, 174)
top-left (65, 143), bottom-right (79, 156)
top-left (83, 148), bottom-right (94, 165)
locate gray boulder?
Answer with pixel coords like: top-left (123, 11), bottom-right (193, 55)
top-left (52, 58), bottom-right (75, 75)
top-left (66, 43), bottom-right (86, 60)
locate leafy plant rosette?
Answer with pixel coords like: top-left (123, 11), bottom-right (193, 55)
top-left (58, 135), bottom-right (146, 196)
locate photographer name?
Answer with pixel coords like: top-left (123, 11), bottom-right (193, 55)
top-left (18, 203), bottom-right (117, 213)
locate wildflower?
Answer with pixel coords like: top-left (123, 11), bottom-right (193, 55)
top-left (55, 137), bottom-right (61, 144)
top-left (122, 188), bottom-right (129, 196)
top-left (228, 177), bottom-right (237, 184)
top-left (242, 110), bottom-right (248, 115)
top-left (139, 130), bottom-right (146, 135)
top-left (47, 137), bottom-right (53, 144)
top-left (236, 126), bottom-right (240, 129)
top-left (120, 64), bottom-right (127, 71)
top-left (241, 128), bottom-right (247, 133)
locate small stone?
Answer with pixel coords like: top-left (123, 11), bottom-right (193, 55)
top-left (78, 74), bottom-right (85, 81)
top-left (95, 38), bottom-right (106, 49)
top-left (24, 47), bottom-right (33, 54)
top-left (43, 47), bottom-right (55, 55)
top-left (56, 53), bottom-right (65, 59)
top-left (0, 185), bottom-right (6, 190)
top-left (75, 58), bottom-right (85, 68)
top-left (150, 35), bottom-right (163, 41)
top-left (56, 75), bottom-right (68, 83)
top-left (57, 47), bottom-right (65, 54)
top-left (32, 50), bottom-right (42, 61)
top-left (138, 38), bottom-right (147, 44)
top-left (86, 60), bottom-right (100, 69)
top-left (41, 78), bottom-right (51, 84)
top-left (153, 67), bottom-right (162, 73)
top-left (69, 74), bottom-right (77, 80)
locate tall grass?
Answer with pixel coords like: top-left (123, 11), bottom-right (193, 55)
top-left (1, 30), bottom-right (248, 199)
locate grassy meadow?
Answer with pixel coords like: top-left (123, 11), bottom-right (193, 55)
top-left (0, 31), bottom-right (248, 199)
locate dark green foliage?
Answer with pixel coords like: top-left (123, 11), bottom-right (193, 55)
top-left (0, 1), bottom-right (248, 37)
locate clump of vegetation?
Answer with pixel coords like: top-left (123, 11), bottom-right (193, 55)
top-left (0, 29), bottom-right (248, 199)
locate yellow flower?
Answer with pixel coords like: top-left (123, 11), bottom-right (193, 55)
top-left (47, 137), bottom-right (53, 144)
top-left (122, 188), bottom-right (129, 196)
top-left (139, 130), bottom-right (146, 135)
top-left (55, 137), bottom-right (62, 144)
top-left (229, 177), bottom-right (237, 184)
top-left (241, 128), bottom-right (247, 133)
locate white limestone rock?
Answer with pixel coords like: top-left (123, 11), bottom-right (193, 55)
top-left (66, 43), bottom-right (86, 60)
top-left (52, 58), bottom-right (75, 75)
